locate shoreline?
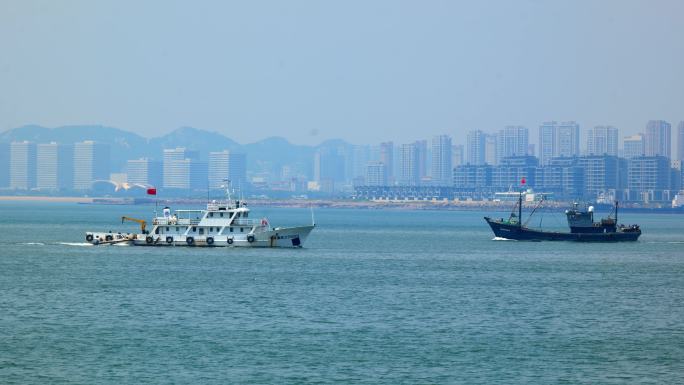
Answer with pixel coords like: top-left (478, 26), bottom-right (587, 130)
top-left (1, 195), bottom-right (682, 213)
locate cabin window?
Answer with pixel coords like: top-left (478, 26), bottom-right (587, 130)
top-left (209, 212), bottom-right (214, 217)
top-left (199, 228), bottom-right (204, 235)
top-left (240, 227), bottom-right (244, 232)
top-left (192, 227), bottom-right (196, 232)
top-left (176, 227), bottom-right (180, 231)
top-left (244, 212), bottom-right (248, 218)
top-left (230, 227), bottom-right (233, 233)
top-left (237, 213), bottom-right (241, 218)
top-left (209, 227), bottom-right (214, 232)
top-left (155, 228), bottom-right (159, 234)
top-left (220, 213), bottom-right (224, 217)
top-left (166, 227), bottom-right (169, 232)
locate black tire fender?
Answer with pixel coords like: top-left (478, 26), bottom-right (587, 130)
top-left (186, 236), bottom-right (194, 245)
top-left (206, 237), bottom-right (214, 246)
top-left (146, 236), bottom-right (154, 244)
top-left (86, 234), bottom-right (94, 242)
top-left (247, 235), bottom-right (255, 243)
top-left (166, 236), bottom-right (173, 244)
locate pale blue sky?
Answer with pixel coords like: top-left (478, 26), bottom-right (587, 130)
top-left (1, 0), bottom-right (682, 145)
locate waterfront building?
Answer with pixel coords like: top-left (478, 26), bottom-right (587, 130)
top-left (627, 156), bottom-right (672, 202)
top-left (539, 121), bottom-right (580, 165)
top-left (539, 121), bottom-right (556, 166)
top-left (379, 142), bottom-right (394, 181)
top-left (37, 142), bottom-right (73, 190)
top-left (556, 121), bottom-right (581, 158)
top-left (365, 161), bottom-right (387, 186)
top-left (587, 126), bottom-right (618, 156)
top-left (497, 126), bottom-right (529, 163)
top-left (644, 120), bottom-right (671, 159)
top-left (452, 144), bottom-right (464, 167)
top-left (208, 150), bottom-right (247, 189)
top-left (677, 121), bottom-right (684, 161)
top-left (398, 143), bottom-right (420, 186)
top-left (0, 143), bottom-right (9, 188)
top-left (9, 141), bottom-right (36, 190)
top-left (484, 134), bottom-right (498, 165)
top-left (535, 157), bottom-right (584, 198)
top-left (466, 130), bottom-right (486, 165)
top-left (163, 148), bottom-right (205, 189)
top-left (577, 155), bottom-right (621, 200)
top-left (127, 158), bottom-right (162, 187)
top-left (73, 141), bottom-right (110, 190)
top-left (431, 135), bottom-right (452, 185)
top-left (623, 134), bottom-right (645, 159)
top-left (453, 164), bottom-right (492, 188)
top-left (314, 148), bottom-right (345, 185)
top-left (350, 145), bottom-right (371, 180)
top-left (491, 156), bottom-right (538, 189)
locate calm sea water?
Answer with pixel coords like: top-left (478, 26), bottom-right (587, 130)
top-left (1, 201), bottom-right (683, 384)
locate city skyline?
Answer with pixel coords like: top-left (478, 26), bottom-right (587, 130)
top-left (2, 1), bottom-right (683, 145)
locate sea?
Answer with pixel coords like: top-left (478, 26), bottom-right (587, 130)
top-left (1, 201), bottom-right (683, 384)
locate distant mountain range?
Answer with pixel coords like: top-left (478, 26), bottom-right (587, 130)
top-left (0, 125), bottom-right (354, 174)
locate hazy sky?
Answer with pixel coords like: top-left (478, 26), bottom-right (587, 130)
top-left (1, 0), bottom-right (683, 145)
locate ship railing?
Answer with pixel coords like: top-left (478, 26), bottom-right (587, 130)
top-left (231, 218), bottom-right (260, 226)
top-left (153, 218), bottom-right (200, 226)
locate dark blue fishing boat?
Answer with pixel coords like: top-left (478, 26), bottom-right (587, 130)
top-left (484, 193), bottom-right (641, 242)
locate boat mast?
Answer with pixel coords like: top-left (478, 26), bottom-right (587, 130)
top-left (615, 200), bottom-right (619, 224)
top-left (518, 190), bottom-right (522, 228)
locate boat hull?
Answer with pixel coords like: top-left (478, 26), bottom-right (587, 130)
top-left (484, 217), bottom-right (640, 242)
top-left (85, 225), bottom-right (315, 248)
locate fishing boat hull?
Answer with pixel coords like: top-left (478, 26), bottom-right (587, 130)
top-left (484, 217), bottom-right (641, 242)
top-left (85, 225), bottom-right (315, 248)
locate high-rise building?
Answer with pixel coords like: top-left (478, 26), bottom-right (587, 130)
top-left (677, 121), bottom-right (684, 161)
top-left (556, 121), bottom-right (581, 158)
top-left (577, 155), bottom-right (621, 199)
top-left (644, 120), bottom-right (671, 159)
top-left (623, 134), bottom-right (645, 159)
top-left (365, 161), bottom-right (387, 186)
top-left (628, 156), bottom-right (672, 202)
top-left (452, 144), bottom-right (464, 167)
top-left (379, 142), bottom-right (394, 181)
top-left (497, 126), bottom-right (529, 162)
top-left (350, 145), bottom-right (371, 180)
top-left (127, 158), bottom-right (162, 187)
top-left (466, 130), bottom-right (486, 165)
top-left (587, 126), bottom-right (619, 156)
top-left (208, 151), bottom-right (247, 189)
top-left (415, 140), bottom-right (429, 179)
top-left (399, 143), bottom-right (420, 186)
top-left (0, 143), bottom-right (9, 188)
top-left (431, 135), bottom-right (452, 185)
top-left (539, 121), bottom-right (556, 166)
top-left (37, 142), bottom-right (73, 190)
top-left (314, 148), bottom-right (345, 185)
top-left (484, 134), bottom-right (497, 165)
top-left (539, 121), bottom-right (580, 165)
top-left (10, 141), bottom-right (36, 190)
top-left (73, 141), bottom-right (110, 190)
top-left (163, 147), bottom-right (204, 189)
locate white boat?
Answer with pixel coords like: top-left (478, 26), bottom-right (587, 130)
top-left (84, 198), bottom-right (315, 248)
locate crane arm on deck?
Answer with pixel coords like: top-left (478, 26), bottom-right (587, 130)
top-left (121, 216), bottom-right (147, 233)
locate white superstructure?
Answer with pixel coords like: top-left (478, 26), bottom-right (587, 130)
top-left (85, 198), bottom-right (314, 248)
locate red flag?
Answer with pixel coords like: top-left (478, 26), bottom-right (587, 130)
top-left (147, 188), bottom-right (157, 195)
top-left (521, 177), bottom-right (526, 185)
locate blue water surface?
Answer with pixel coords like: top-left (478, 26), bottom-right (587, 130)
top-left (1, 201), bottom-right (683, 384)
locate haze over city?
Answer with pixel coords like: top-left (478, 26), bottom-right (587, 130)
top-left (2, 0), bottom-right (683, 145)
